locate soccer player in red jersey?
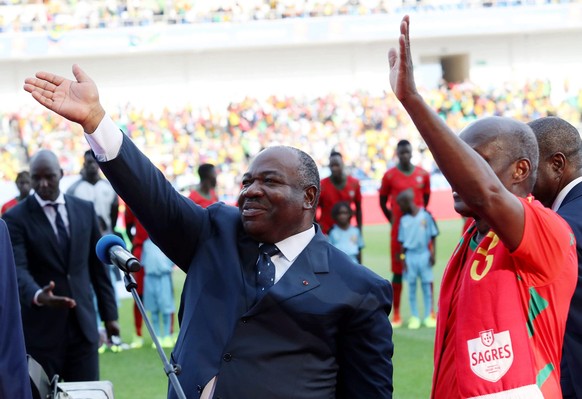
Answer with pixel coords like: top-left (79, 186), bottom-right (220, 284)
top-left (188, 163), bottom-right (218, 208)
top-left (389, 16), bottom-right (576, 398)
top-left (0, 171), bottom-right (31, 216)
top-left (317, 151), bottom-right (362, 235)
top-left (379, 140), bottom-right (431, 327)
top-left (124, 206), bottom-right (150, 348)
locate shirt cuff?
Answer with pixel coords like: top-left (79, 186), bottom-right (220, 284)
top-left (33, 288), bottom-right (43, 306)
top-left (84, 114), bottom-right (123, 162)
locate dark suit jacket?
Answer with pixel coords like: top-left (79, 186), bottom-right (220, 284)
top-left (100, 136), bottom-right (393, 399)
top-left (0, 219), bottom-right (33, 399)
top-left (558, 180), bottom-right (582, 398)
top-left (3, 194), bottom-right (117, 350)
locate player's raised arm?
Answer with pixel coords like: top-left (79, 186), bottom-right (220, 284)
top-left (387, 16), bottom-right (525, 250)
top-left (23, 64), bottom-right (105, 134)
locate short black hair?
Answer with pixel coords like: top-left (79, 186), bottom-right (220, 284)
top-left (16, 171), bottom-right (30, 181)
top-left (198, 163), bottom-right (215, 181)
top-left (330, 150), bottom-right (342, 158)
top-left (331, 201), bottom-right (352, 220)
top-left (397, 139), bottom-right (411, 148)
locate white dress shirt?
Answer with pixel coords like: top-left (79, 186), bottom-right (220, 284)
top-left (33, 192), bottom-right (69, 305)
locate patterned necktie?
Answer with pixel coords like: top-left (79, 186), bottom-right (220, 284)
top-left (49, 203), bottom-right (70, 258)
top-left (256, 243), bottom-right (280, 300)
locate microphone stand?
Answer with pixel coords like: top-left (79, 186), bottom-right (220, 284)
top-left (122, 271), bottom-right (187, 399)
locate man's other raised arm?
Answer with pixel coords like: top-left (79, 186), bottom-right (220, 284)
top-left (387, 16), bottom-right (524, 250)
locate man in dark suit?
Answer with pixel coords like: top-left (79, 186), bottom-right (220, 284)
top-left (3, 149), bottom-right (119, 382)
top-left (529, 116), bottom-right (582, 399)
top-left (23, 67), bottom-right (394, 398)
top-left (0, 218), bottom-right (32, 399)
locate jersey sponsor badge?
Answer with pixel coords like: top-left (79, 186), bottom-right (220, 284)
top-left (467, 329), bottom-right (513, 382)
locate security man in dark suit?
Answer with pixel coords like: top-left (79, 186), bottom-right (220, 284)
top-left (24, 66), bottom-right (394, 398)
top-left (3, 149), bottom-right (119, 382)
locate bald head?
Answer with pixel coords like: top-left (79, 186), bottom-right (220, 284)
top-left (460, 116), bottom-right (539, 193)
top-left (30, 149), bottom-right (60, 168)
top-left (30, 150), bottom-right (63, 201)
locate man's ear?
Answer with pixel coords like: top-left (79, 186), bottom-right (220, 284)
top-left (303, 186), bottom-right (318, 210)
top-left (551, 152), bottom-right (566, 176)
top-left (513, 158), bottom-right (531, 183)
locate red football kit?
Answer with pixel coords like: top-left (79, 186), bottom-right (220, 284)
top-left (317, 175), bottom-right (361, 234)
top-left (1, 198), bottom-right (19, 215)
top-left (379, 165), bottom-right (430, 273)
top-left (432, 197), bottom-right (577, 399)
top-left (188, 189), bottom-right (218, 209)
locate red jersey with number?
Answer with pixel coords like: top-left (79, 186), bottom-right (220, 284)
top-left (379, 166), bottom-right (430, 238)
top-left (432, 197), bottom-right (576, 399)
top-left (188, 189), bottom-right (218, 209)
top-left (318, 176), bottom-right (361, 234)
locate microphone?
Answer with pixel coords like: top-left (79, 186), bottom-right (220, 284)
top-left (96, 234), bottom-right (141, 273)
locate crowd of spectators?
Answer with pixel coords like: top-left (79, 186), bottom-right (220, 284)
top-left (0, 0), bottom-right (576, 34)
top-left (2, 78), bottom-right (581, 202)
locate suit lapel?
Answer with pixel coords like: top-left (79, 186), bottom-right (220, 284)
top-left (237, 225), bottom-right (260, 311)
top-left (560, 180), bottom-right (582, 209)
top-left (245, 230), bottom-right (328, 316)
top-left (63, 195), bottom-right (77, 266)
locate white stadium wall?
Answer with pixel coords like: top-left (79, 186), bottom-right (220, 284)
top-left (2, 3), bottom-right (582, 110)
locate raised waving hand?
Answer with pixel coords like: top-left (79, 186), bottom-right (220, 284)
top-left (388, 15), bottom-right (419, 104)
top-left (23, 64), bottom-right (105, 133)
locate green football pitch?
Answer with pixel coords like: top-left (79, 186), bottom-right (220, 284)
top-left (100, 219), bottom-right (463, 399)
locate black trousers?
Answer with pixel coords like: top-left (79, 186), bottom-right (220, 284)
top-left (27, 311), bottom-right (99, 382)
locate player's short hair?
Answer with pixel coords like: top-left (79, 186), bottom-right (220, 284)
top-left (16, 171), bottom-right (30, 181)
top-left (330, 150), bottom-right (342, 159)
top-left (198, 163), bottom-right (215, 181)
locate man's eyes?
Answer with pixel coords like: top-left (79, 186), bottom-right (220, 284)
top-left (241, 178), bottom-right (280, 186)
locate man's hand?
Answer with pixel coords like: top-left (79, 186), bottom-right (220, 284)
top-left (23, 64), bottom-right (105, 133)
top-left (388, 15), bottom-right (419, 104)
top-left (37, 281), bottom-right (76, 308)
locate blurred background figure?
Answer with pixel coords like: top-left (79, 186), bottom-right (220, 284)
top-left (1, 171), bottom-right (31, 216)
top-left (396, 189), bottom-right (438, 330)
top-left (328, 201), bottom-right (364, 264)
top-left (124, 206), bottom-right (149, 349)
top-left (188, 163), bottom-right (219, 208)
top-left (379, 139), bottom-right (431, 328)
top-left (141, 238), bottom-right (176, 349)
top-left (66, 149), bottom-right (119, 235)
top-left (317, 151), bottom-right (363, 235)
